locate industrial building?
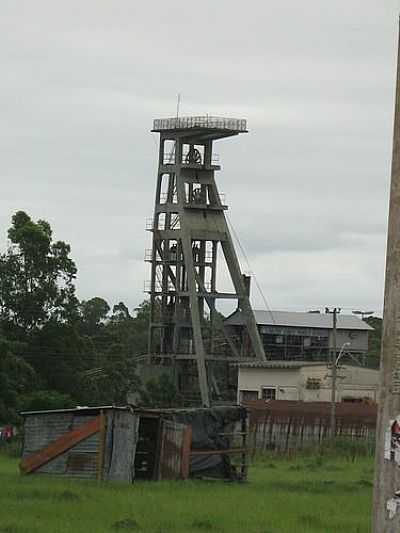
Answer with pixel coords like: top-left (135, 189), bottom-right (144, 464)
top-left (225, 310), bottom-right (373, 362)
top-left (237, 361), bottom-right (379, 403)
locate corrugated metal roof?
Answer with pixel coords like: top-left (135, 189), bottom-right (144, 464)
top-left (20, 405), bottom-right (128, 416)
top-left (237, 361), bottom-right (327, 369)
top-left (21, 405), bottom-right (242, 417)
top-left (225, 310), bottom-right (374, 331)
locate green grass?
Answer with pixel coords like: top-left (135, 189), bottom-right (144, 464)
top-left (0, 453), bottom-right (373, 533)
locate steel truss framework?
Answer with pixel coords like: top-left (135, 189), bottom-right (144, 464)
top-left (146, 117), bottom-right (266, 406)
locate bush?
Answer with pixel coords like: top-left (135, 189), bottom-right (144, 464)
top-left (18, 390), bottom-right (76, 412)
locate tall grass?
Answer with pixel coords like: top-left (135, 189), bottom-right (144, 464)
top-left (0, 436), bottom-right (23, 458)
top-left (0, 452), bottom-right (372, 533)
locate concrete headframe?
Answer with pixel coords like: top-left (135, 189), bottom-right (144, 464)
top-left (146, 116), bottom-right (266, 406)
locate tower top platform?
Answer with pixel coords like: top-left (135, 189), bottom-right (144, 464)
top-left (152, 116), bottom-right (247, 134)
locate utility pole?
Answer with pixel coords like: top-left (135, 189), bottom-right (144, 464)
top-left (326, 307), bottom-right (340, 438)
top-left (373, 20), bottom-right (400, 532)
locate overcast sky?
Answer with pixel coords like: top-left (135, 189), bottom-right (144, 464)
top-left (1, 1), bottom-right (399, 317)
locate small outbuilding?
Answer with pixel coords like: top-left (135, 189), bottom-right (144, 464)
top-left (20, 405), bottom-right (248, 483)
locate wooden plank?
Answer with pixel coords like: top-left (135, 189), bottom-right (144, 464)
top-left (20, 416), bottom-right (101, 474)
top-left (241, 412), bottom-right (248, 481)
top-left (180, 425), bottom-right (192, 480)
top-left (190, 448), bottom-right (249, 456)
top-left (96, 411), bottom-right (107, 482)
top-left (218, 432), bottom-right (247, 436)
top-left (159, 419), bottom-right (183, 480)
top-left (108, 411), bottom-right (139, 482)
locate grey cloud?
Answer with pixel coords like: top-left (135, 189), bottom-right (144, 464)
top-left (0, 0), bottom-right (398, 313)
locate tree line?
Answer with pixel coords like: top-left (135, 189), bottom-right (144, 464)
top-left (0, 211), bottom-right (163, 424)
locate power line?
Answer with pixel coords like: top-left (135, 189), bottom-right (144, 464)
top-left (226, 215), bottom-right (275, 324)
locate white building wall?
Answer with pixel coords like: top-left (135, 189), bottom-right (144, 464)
top-left (238, 365), bottom-right (379, 403)
top-left (237, 367), bottom-right (301, 401)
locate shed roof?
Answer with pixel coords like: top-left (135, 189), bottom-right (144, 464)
top-left (21, 405), bottom-right (244, 417)
top-left (237, 361), bottom-right (379, 373)
top-left (237, 361), bottom-right (326, 369)
top-left (225, 310), bottom-right (373, 331)
top-left (20, 405), bottom-right (128, 416)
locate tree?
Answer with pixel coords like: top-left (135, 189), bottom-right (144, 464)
top-left (111, 302), bottom-right (131, 322)
top-left (0, 338), bottom-right (36, 423)
top-left (365, 316), bottom-right (382, 367)
top-left (79, 297), bottom-right (110, 335)
top-left (18, 390), bottom-right (75, 412)
top-left (140, 374), bottom-right (180, 407)
top-left (0, 211), bottom-right (152, 411)
top-left (79, 300), bottom-right (146, 404)
top-left (0, 211), bottom-right (79, 330)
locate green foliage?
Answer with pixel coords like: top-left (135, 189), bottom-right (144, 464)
top-left (0, 211), bottom-right (149, 414)
top-left (77, 299), bottom-right (147, 405)
top-left (0, 339), bottom-right (36, 423)
top-left (79, 297), bottom-right (110, 335)
top-left (18, 390), bottom-right (75, 412)
top-left (0, 211), bottom-right (78, 329)
top-left (365, 316), bottom-right (382, 367)
top-left (141, 374), bottom-right (180, 407)
top-left (111, 302), bottom-right (131, 321)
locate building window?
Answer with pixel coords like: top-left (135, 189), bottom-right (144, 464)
top-left (261, 387), bottom-right (276, 400)
top-left (240, 390), bottom-right (259, 402)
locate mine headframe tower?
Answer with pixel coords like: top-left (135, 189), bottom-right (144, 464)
top-left (146, 116), bottom-right (266, 407)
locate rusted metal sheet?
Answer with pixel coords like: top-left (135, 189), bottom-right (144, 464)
top-left (181, 425), bottom-right (192, 480)
top-left (244, 400), bottom-right (377, 454)
top-left (23, 413), bottom-right (74, 456)
top-left (21, 412), bottom-right (105, 479)
top-left (66, 453), bottom-right (97, 479)
top-left (22, 413), bottom-right (73, 475)
top-left (20, 416), bottom-right (101, 474)
top-left (158, 420), bottom-right (190, 480)
top-left (59, 414), bottom-right (101, 479)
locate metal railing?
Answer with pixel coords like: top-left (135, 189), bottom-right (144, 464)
top-left (145, 216), bottom-right (180, 230)
top-left (153, 116), bottom-right (247, 132)
top-left (144, 248), bottom-right (214, 263)
top-left (144, 280), bottom-right (212, 293)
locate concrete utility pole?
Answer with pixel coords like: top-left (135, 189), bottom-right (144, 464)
top-left (373, 20), bottom-right (400, 532)
top-left (326, 307), bottom-right (340, 437)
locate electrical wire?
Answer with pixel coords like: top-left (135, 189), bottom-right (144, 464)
top-left (226, 214), bottom-right (276, 324)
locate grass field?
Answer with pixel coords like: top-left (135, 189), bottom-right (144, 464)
top-left (0, 453), bottom-right (373, 533)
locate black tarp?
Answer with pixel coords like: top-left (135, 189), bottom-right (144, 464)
top-left (137, 406), bottom-right (247, 478)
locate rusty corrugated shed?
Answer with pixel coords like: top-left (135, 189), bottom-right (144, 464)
top-left (21, 407), bottom-right (139, 481)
